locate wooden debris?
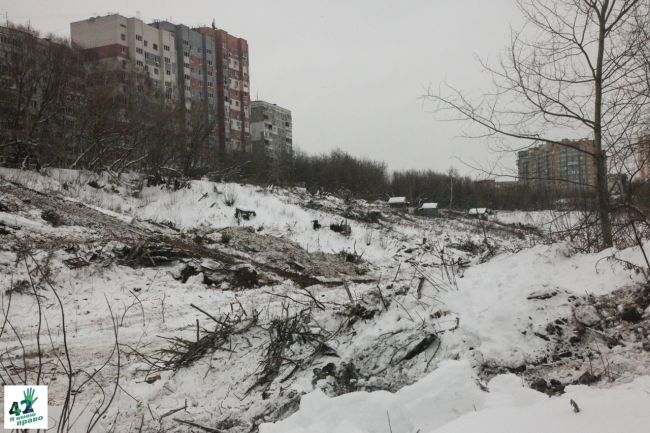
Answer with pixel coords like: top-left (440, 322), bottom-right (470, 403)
top-left (63, 257), bottom-right (89, 269)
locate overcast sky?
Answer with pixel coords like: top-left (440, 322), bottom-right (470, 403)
top-left (3, 0), bottom-right (524, 177)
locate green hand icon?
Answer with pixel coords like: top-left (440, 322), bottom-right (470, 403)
top-left (21, 387), bottom-right (38, 413)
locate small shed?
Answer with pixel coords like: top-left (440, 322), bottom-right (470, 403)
top-left (418, 202), bottom-right (439, 217)
top-left (468, 207), bottom-right (489, 220)
top-left (387, 196), bottom-right (409, 209)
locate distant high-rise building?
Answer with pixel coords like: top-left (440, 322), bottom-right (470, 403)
top-left (71, 15), bottom-right (252, 156)
top-left (250, 101), bottom-right (292, 155)
top-left (517, 139), bottom-right (597, 189)
top-left (196, 27), bottom-right (250, 153)
top-left (71, 14), bottom-right (179, 101)
top-left (150, 21), bottom-right (217, 112)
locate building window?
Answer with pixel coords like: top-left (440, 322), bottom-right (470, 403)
top-left (164, 57), bottom-right (170, 63)
top-left (121, 33), bottom-right (126, 41)
top-left (144, 40), bottom-right (148, 47)
top-left (136, 35), bottom-right (142, 41)
top-left (164, 44), bottom-right (170, 51)
top-left (136, 60), bottom-right (143, 67)
top-left (183, 51), bottom-right (189, 57)
top-left (136, 47), bottom-right (143, 54)
top-left (153, 43), bottom-right (158, 50)
top-left (121, 47), bottom-right (127, 54)
top-left (154, 68), bottom-right (159, 75)
top-left (183, 40), bottom-right (189, 45)
top-left (122, 60), bottom-right (128, 69)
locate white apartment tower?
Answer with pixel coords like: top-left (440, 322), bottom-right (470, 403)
top-left (71, 14), bottom-right (179, 101)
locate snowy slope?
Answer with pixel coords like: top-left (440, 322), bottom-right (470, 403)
top-left (1, 167), bottom-right (648, 433)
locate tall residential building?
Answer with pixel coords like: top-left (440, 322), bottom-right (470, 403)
top-left (250, 101), bottom-right (292, 155)
top-left (70, 14), bottom-right (179, 101)
top-left (517, 139), bottom-right (597, 190)
top-left (150, 21), bottom-right (217, 112)
top-left (197, 27), bottom-right (251, 152)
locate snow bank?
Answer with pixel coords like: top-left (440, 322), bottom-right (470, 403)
top-left (261, 360), bottom-right (650, 433)
top-left (442, 242), bottom-right (645, 365)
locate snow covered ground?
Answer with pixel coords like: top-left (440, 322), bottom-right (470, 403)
top-left (261, 360), bottom-right (650, 433)
top-left (1, 167), bottom-right (649, 432)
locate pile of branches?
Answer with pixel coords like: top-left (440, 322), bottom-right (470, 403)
top-left (139, 304), bottom-right (257, 372)
top-left (248, 306), bottom-right (338, 393)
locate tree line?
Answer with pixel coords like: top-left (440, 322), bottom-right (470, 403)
top-left (3, 18), bottom-right (644, 220)
top-left (0, 22), bottom-right (576, 210)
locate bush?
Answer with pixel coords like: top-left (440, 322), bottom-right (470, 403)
top-left (223, 186), bottom-right (238, 207)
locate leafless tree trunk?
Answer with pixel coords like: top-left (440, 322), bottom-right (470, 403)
top-left (424, 0), bottom-right (650, 249)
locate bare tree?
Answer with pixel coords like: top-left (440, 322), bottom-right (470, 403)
top-left (425, 0), bottom-right (650, 249)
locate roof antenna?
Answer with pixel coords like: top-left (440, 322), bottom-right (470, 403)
top-left (211, 18), bottom-right (216, 29)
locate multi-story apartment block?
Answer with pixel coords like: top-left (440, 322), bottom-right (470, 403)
top-left (70, 14), bottom-right (179, 101)
top-left (197, 27), bottom-right (250, 153)
top-left (71, 15), bottom-right (252, 156)
top-left (250, 101), bottom-right (292, 155)
top-left (151, 22), bottom-right (217, 112)
top-left (517, 139), bottom-right (597, 190)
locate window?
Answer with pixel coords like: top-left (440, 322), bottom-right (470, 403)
top-left (208, 60), bottom-right (212, 66)
top-left (154, 68), bottom-right (159, 75)
top-left (166, 69), bottom-right (170, 75)
top-left (136, 35), bottom-right (142, 41)
top-left (183, 40), bottom-right (189, 45)
top-left (136, 60), bottom-right (143, 67)
top-left (122, 60), bottom-right (128, 69)
top-left (144, 40), bottom-right (148, 47)
top-left (164, 44), bottom-right (170, 51)
top-left (153, 43), bottom-right (158, 50)
top-left (136, 47), bottom-right (143, 54)
top-left (183, 62), bottom-right (190, 68)
top-left (164, 57), bottom-right (170, 63)
top-left (120, 23), bottom-right (126, 28)
top-left (184, 74), bottom-right (190, 80)
top-left (121, 33), bottom-right (126, 41)
top-left (183, 51), bottom-right (189, 57)
top-left (121, 47), bottom-right (127, 54)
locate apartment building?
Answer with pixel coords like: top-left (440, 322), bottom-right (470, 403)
top-left (151, 22), bottom-right (217, 112)
top-left (70, 14), bottom-right (179, 101)
top-left (517, 139), bottom-right (597, 190)
top-left (71, 15), bottom-right (252, 155)
top-left (197, 27), bottom-right (251, 152)
top-left (250, 101), bottom-right (292, 155)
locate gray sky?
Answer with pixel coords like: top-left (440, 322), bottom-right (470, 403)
top-left (3, 0), bottom-right (524, 177)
